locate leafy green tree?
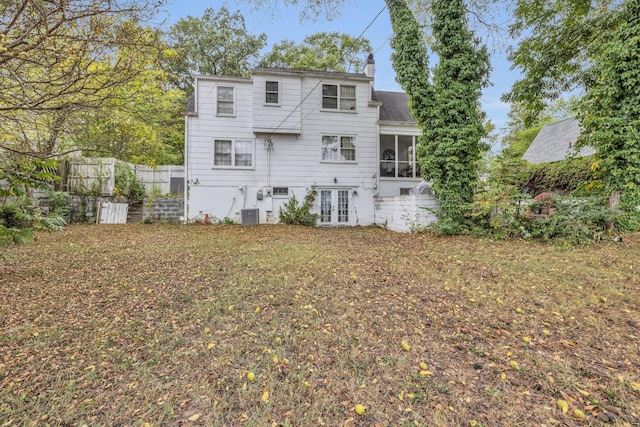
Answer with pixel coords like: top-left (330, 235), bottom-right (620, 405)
top-left (577, 0), bottom-right (640, 232)
top-left (386, 0), bottom-right (489, 233)
top-left (164, 7), bottom-right (267, 92)
top-left (503, 0), bottom-right (621, 126)
top-left (419, 0), bottom-right (490, 232)
top-left (0, 158), bottom-right (64, 258)
top-left (0, 1), bottom-right (166, 158)
top-left (386, 0), bottom-right (434, 128)
top-left (260, 32), bottom-right (371, 72)
top-left (76, 47), bottom-right (186, 165)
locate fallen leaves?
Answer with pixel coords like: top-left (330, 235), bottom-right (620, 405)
top-left (1, 225), bottom-right (639, 426)
top-left (557, 399), bottom-right (569, 414)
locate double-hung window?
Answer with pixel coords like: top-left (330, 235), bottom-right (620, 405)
top-left (214, 139), bottom-right (253, 168)
top-left (322, 84), bottom-right (356, 111)
top-left (216, 86), bottom-right (234, 116)
top-left (265, 81), bottom-right (279, 104)
top-left (321, 135), bottom-right (356, 162)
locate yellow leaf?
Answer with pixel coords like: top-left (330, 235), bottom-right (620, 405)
top-left (188, 413), bottom-right (201, 421)
top-left (355, 404), bottom-right (365, 415)
top-left (207, 342), bottom-right (215, 349)
top-left (419, 362), bottom-right (428, 371)
top-left (272, 356), bottom-right (279, 363)
top-left (523, 336), bottom-right (531, 343)
top-left (506, 351), bottom-right (513, 357)
top-left (573, 409), bottom-right (585, 419)
top-left (255, 306), bottom-right (261, 313)
top-left (470, 421), bottom-right (478, 426)
top-left (631, 381), bottom-right (640, 391)
top-left (261, 390), bottom-right (269, 403)
top-left (419, 370), bottom-right (432, 376)
top-left (557, 399), bottom-right (569, 414)
top-left (576, 388), bottom-right (590, 396)
top-left (496, 297), bottom-right (503, 304)
top-left (500, 372), bottom-right (506, 380)
top-left (515, 307), bottom-right (523, 313)
top-left (401, 340), bottom-right (411, 351)
top-left (543, 329), bottom-right (551, 336)
top-left (509, 360), bottom-right (519, 369)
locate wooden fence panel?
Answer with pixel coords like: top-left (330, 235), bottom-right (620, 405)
top-left (62, 158), bottom-right (183, 196)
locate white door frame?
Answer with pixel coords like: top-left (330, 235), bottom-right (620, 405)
top-left (318, 187), bottom-right (352, 226)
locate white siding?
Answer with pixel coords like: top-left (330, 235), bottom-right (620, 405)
top-left (185, 71), bottom-right (429, 228)
top-left (186, 72), bottom-right (379, 225)
top-left (252, 73), bottom-right (302, 133)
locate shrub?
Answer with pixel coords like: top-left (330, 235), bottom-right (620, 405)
top-left (114, 166), bottom-right (146, 203)
top-left (279, 189), bottom-right (318, 226)
top-left (47, 191), bottom-right (71, 217)
top-left (525, 196), bottom-right (612, 243)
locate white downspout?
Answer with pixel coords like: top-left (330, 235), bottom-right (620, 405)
top-left (183, 115), bottom-right (189, 223)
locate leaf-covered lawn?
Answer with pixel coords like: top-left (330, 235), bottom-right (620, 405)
top-left (1, 224), bottom-right (639, 426)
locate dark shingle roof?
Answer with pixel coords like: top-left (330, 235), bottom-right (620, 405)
top-left (522, 118), bottom-right (595, 163)
top-left (373, 90), bottom-right (415, 123)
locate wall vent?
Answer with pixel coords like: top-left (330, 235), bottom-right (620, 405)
top-left (241, 208), bottom-right (259, 226)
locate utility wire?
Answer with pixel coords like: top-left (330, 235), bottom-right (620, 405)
top-left (262, 4), bottom-right (388, 139)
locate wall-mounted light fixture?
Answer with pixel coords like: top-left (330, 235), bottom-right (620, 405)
top-left (333, 177), bottom-right (338, 184)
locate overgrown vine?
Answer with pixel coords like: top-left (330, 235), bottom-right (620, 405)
top-left (577, 0), bottom-right (640, 232)
top-left (386, 0), bottom-right (490, 233)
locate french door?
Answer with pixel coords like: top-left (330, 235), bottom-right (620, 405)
top-left (319, 189), bottom-right (350, 225)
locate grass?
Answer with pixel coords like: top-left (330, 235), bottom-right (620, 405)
top-left (1, 224), bottom-right (639, 426)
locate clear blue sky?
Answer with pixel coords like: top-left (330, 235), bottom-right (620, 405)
top-left (160, 0), bottom-right (518, 139)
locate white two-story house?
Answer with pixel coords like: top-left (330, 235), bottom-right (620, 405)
top-left (184, 55), bottom-right (437, 230)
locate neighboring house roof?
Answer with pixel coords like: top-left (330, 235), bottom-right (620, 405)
top-left (373, 90), bottom-right (415, 123)
top-left (522, 118), bottom-right (595, 163)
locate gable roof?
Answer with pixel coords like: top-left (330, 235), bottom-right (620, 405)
top-left (522, 118), bottom-right (595, 163)
top-left (373, 90), bottom-right (415, 123)
top-left (252, 67), bottom-right (371, 81)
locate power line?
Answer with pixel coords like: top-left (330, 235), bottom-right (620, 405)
top-left (262, 4), bottom-right (388, 139)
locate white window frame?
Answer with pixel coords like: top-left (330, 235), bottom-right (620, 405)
top-left (216, 86), bottom-right (235, 116)
top-left (213, 139), bottom-right (254, 169)
top-left (322, 84), bottom-right (357, 111)
top-left (265, 80), bottom-right (280, 105)
top-left (321, 135), bottom-right (357, 163)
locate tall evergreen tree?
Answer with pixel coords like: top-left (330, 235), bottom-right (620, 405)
top-left (419, 0), bottom-right (490, 232)
top-left (578, 0), bottom-right (640, 232)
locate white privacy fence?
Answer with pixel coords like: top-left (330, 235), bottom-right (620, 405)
top-left (61, 158), bottom-right (184, 196)
top-left (374, 194), bottom-right (439, 233)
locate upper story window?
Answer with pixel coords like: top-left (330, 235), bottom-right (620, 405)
top-left (322, 84), bottom-right (356, 111)
top-left (265, 81), bottom-right (279, 104)
top-left (322, 135), bottom-right (356, 162)
top-left (214, 139), bottom-right (253, 168)
top-left (216, 86), bottom-right (235, 116)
